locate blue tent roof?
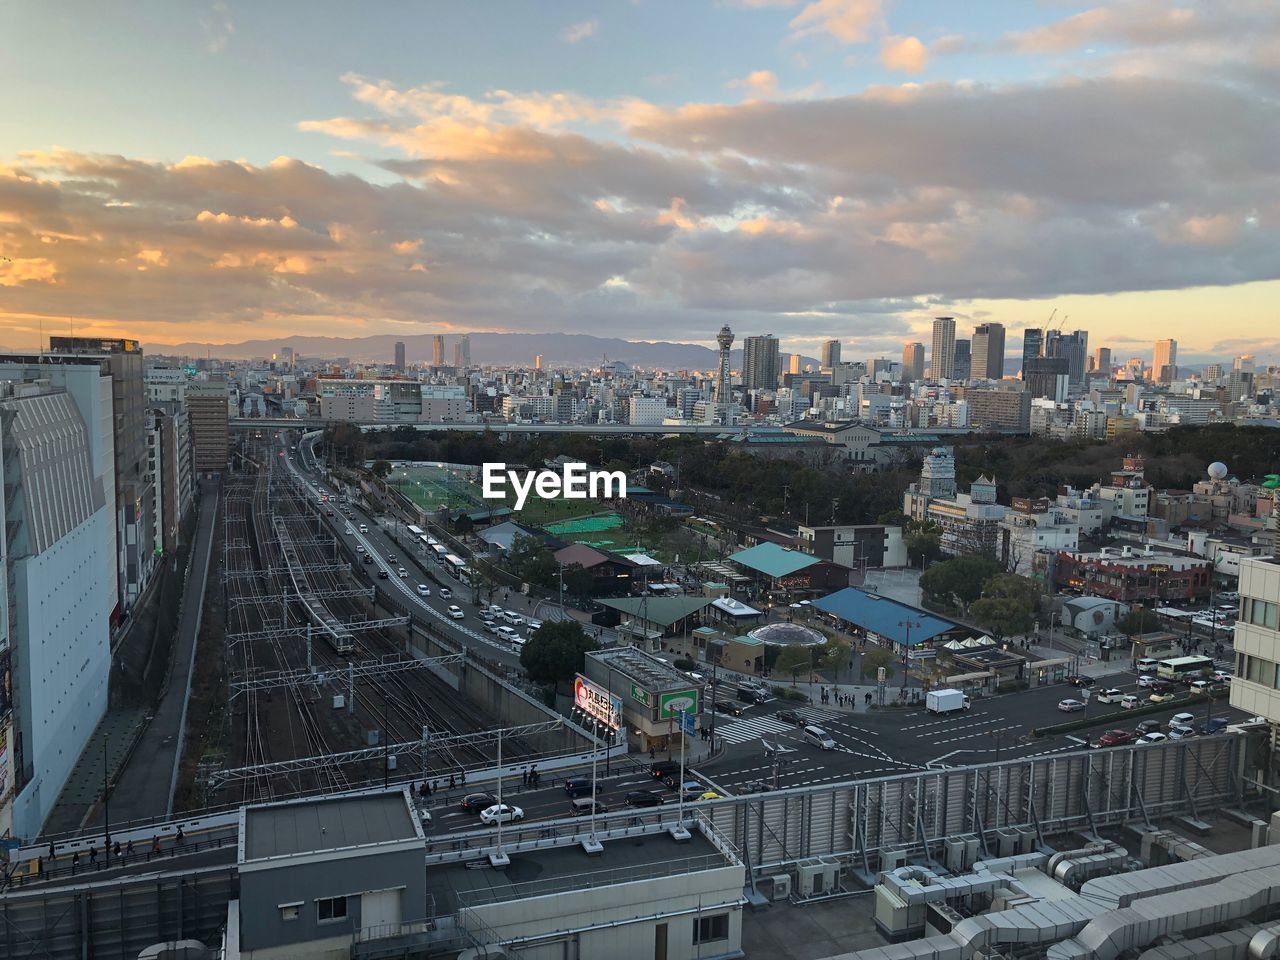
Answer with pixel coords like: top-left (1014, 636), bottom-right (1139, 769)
top-left (811, 588), bottom-right (957, 646)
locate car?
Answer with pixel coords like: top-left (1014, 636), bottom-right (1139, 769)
top-left (479, 804), bottom-right (524, 825)
top-left (495, 625), bottom-right (518, 639)
top-left (398, 567), bottom-right (409, 578)
top-left (447, 605), bottom-right (464, 620)
top-left (1136, 674), bottom-right (1161, 688)
top-left (503, 611), bottom-right (525, 626)
top-left (509, 636), bottom-right (527, 651)
top-left (564, 778), bottom-right (604, 798)
top-left (1064, 675), bottom-right (1096, 688)
top-left (1148, 691), bottom-right (1176, 704)
top-left (488, 606), bottom-right (505, 619)
top-left (679, 781), bottom-right (706, 801)
top-left (624, 790), bottom-right (665, 808)
top-left (700, 791), bottom-right (722, 801)
top-left (776, 709), bottom-right (803, 725)
top-left (1135, 718), bottom-right (1164, 735)
top-left (1168, 726), bottom-right (1197, 740)
top-left (1137, 732), bottom-right (1167, 745)
top-left (570, 798), bottom-right (608, 816)
top-left (388, 555), bottom-right (398, 564)
top-left (362, 554), bottom-right (374, 565)
top-left (377, 570), bottom-right (390, 580)
top-left (1095, 729), bottom-right (1135, 748)
top-left (1096, 688), bottom-right (1126, 704)
top-left (482, 619), bottom-right (499, 633)
top-left (416, 584), bottom-right (431, 596)
top-left (326, 509), bottom-right (335, 517)
top-left (438, 587), bottom-right (452, 600)
top-left (459, 792), bottom-right (496, 814)
top-left (526, 619), bottom-right (543, 632)
top-left (1189, 679), bottom-right (1215, 696)
top-left (649, 762), bottom-right (681, 782)
top-left (1200, 717), bottom-right (1230, 735)
top-left (803, 725), bottom-right (836, 749)
top-left (345, 527), bottom-right (354, 536)
top-left (1169, 712), bottom-right (1196, 731)
top-left (1057, 698), bottom-right (1087, 713)
top-left (711, 701), bottom-right (744, 717)
top-left (356, 544), bottom-right (366, 553)
top-left (1213, 671), bottom-right (1233, 684)
top-left (1120, 695), bottom-right (1141, 710)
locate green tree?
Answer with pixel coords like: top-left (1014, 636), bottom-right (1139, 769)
top-left (519, 621), bottom-right (599, 687)
top-left (561, 563), bottom-right (596, 601)
top-left (774, 646), bottom-right (813, 684)
top-left (972, 579), bottom-right (1038, 640)
top-left (861, 647), bottom-right (896, 681)
top-left (371, 459), bottom-right (392, 479)
top-left (920, 555), bottom-right (1002, 613)
top-left (820, 639), bottom-right (852, 675)
top-left (507, 535), bottom-right (558, 589)
top-left (1117, 607), bottom-right (1162, 636)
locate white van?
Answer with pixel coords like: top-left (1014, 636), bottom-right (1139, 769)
top-left (803, 725), bottom-right (836, 750)
top-left (359, 524), bottom-right (368, 533)
top-left (1136, 657), bottom-right (1161, 673)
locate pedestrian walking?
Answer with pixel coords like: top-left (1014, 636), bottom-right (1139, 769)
top-left (175, 827), bottom-right (185, 846)
top-left (48, 841), bottom-right (55, 861)
top-left (72, 851), bottom-right (80, 874)
top-left (125, 840), bottom-right (134, 857)
top-left (448, 774), bottom-right (455, 790)
top-left (113, 841), bottom-right (121, 859)
top-left (151, 836), bottom-right (161, 857)
top-left (522, 768), bottom-right (529, 787)
top-left (89, 847), bottom-right (97, 866)
top-left (649, 746), bottom-right (656, 760)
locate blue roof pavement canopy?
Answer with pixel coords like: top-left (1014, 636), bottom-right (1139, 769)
top-left (812, 587), bottom-right (957, 646)
top-left (728, 542), bottom-right (820, 578)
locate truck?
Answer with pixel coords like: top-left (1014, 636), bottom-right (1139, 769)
top-left (926, 689), bottom-right (971, 715)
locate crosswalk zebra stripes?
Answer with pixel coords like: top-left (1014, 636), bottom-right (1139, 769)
top-left (713, 715), bottom-right (796, 745)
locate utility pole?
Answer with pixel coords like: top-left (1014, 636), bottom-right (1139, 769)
top-left (102, 739), bottom-right (110, 855)
top-left (898, 619), bottom-right (922, 694)
top-left (831, 499), bottom-right (839, 525)
top-left (383, 690), bottom-right (391, 788)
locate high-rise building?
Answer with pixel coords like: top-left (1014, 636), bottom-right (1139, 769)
top-left (1153, 339), bottom-right (1177, 384)
top-left (454, 335), bottom-right (471, 369)
top-left (714, 325), bottom-right (734, 425)
top-left (188, 380), bottom-right (230, 473)
top-left (1045, 330), bottom-right (1088, 385)
top-left (431, 335), bottom-right (445, 367)
top-left (931, 317), bottom-right (957, 380)
top-left (1092, 347), bottom-right (1112, 375)
top-left (394, 340), bottom-right (406, 373)
top-left (1020, 328), bottom-right (1043, 378)
top-left (953, 339), bottom-right (972, 381)
top-left (971, 323), bottom-right (1006, 380)
top-left (742, 335), bottom-right (780, 391)
top-left (902, 342), bottom-right (925, 382)
top-left (1204, 363), bottom-right (1224, 382)
top-left (1235, 355), bottom-right (1256, 374)
top-left (0, 380), bottom-right (115, 837)
top-left (788, 353), bottom-right (801, 375)
top-left (820, 339), bottom-right (841, 369)
top-left (1024, 357), bottom-right (1070, 402)
top-left (1228, 557), bottom-right (1280, 727)
top-left (535, 354), bottom-right (543, 371)
top-left (47, 336), bottom-right (155, 612)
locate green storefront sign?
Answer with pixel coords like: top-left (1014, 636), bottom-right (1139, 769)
top-left (658, 688), bottom-right (699, 720)
top-left (630, 684), bottom-right (651, 707)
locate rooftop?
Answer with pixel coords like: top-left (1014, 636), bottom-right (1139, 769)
top-left (598, 594), bottom-right (712, 627)
top-left (588, 645), bottom-right (702, 690)
top-left (424, 828), bottom-right (726, 915)
top-left (240, 791), bottom-right (421, 863)
top-left (812, 587), bottom-right (961, 646)
top-left (711, 597), bottom-right (763, 617)
top-left (729, 542), bottom-right (821, 578)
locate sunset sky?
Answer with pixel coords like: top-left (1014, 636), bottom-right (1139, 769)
top-left (1, 1), bottom-right (1277, 364)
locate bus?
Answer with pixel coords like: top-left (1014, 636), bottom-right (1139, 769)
top-left (431, 544), bottom-right (449, 563)
top-left (1156, 655), bottom-right (1214, 681)
top-left (406, 524), bottom-right (425, 537)
top-left (444, 554), bottom-right (467, 578)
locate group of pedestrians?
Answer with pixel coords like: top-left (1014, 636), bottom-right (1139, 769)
top-left (414, 770), bottom-right (466, 798)
top-left (521, 766), bottom-right (541, 788)
top-left (56, 827), bottom-right (185, 875)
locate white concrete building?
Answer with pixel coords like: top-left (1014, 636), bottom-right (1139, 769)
top-left (628, 395), bottom-right (669, 425)
top-left (998, 501), bottom-right (1080, 575)
top-left (1229, 557), bottom-right (1280, 724)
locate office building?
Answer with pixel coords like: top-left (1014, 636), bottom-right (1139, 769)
top-left (317, 378), bottom-right (464, 423)
top-left (1092, 347), bottom-right (1112, 375)
top-left (454, 334), bottom-right (471, 369)
top-left (902, 342), bottom-right (924, 382)
top-left (1020, 328), bottom-right (1043, 378)
top-left (1023, 357), bottom-right (1070, 403)
top-left (393, 340), bottom-right (406, 373)
top-left (0, 381), bottom-right (114, 837)
top-left (971, 322), bottom-right (1006, 380)
top-left (964, 389), bottom-right (1031, 431)
top-left (821, 339), bottom-right (841, 369)
top-left (187, 380), bottom-right (230, 473)
top-left (1204, 362), bottom-right (1224, 382)
top-left (431, 335), bottom-right (445, 367)
top-left (628, 395), bottom-right (668, 425)
top-left (742, 335), bottom-right (780, 391)
top-left (146, 405), bottom-right (192, 556)
top-left (788, 353), bottom-right (801, 375)
top-left (1230, 557), bottom-right (1280, 725)
top-left (1153, 339), bottom-right (1177, 384)
top-left (931, 317), bottom-right (956, 380)
top-left (1045, 329), bottom-right (1088, 385)
top-left (952, 339), bottom-right (972, 381)
top-left (535, 354), bottom-right (543, 372)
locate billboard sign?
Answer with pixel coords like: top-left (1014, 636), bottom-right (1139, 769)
top-left (630, 684), bottom-right (651, 707)
top-left (574, 675), bottom-right (623, 730)
top-left (658, 688), bottom-right (699, 720)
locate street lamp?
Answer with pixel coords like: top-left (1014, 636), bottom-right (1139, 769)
top-left (898, 618), bottom-right (922, 695)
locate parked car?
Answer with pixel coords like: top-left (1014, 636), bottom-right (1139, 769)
top-left (1135, 719), bottom-right (1163, 735)
top-left (564, 778), bottom-right (603, 798)
top-left (480, 804), bottom-right (524, 825)
top-left (447, 605), bottom-right (464, 619)
top-left (1200, 717), bottom-right (1230, 735)
top-left (1169, 712), bottom-right (1196, 732)
top-left (1120, 695), bottom-right (1141, 710)
top-left (1064, 675), bottom-right (1095, 688)
top-left (1096, 688), bottom-right (1126, 704)
top-left (1137, 732), bottom-right (1167, 745)
top-left (1095, 729), bottom-right (1135, 748)
top-left (1168, 726), bottom-right (1197, 740)
top-left (460, 792), bottom-right (496, 814)
top-left (624, 790), bottom-right (665, 808)
top-left (570, 798), bottom-right (608, 816)
top-left (1148, 691), bottom-right (1176, 704)
top-left (1057, 698), bottom-right (1087, 713)
top-left (416, 584), bottom-right (431, 596)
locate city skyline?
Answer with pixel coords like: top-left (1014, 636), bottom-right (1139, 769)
top-left (2, 1), bottom-right (1278, 364)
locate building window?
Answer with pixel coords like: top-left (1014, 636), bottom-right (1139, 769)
top-left (317, 896), bottom-right (348, 923)
top-left (1248, 599), bottom-right (1278, 630)
top-left (279, 903), bottom-right (301, 922)
top-left (1246, 655), bottom-right (1275, 687)
top-left (692, 914), bottom-right (730, 945)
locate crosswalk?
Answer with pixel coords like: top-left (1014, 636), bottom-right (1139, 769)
top-left (714, 715), bottom-right (796, 744)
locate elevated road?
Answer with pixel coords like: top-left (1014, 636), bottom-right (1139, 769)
top-left (233, 417), bottom-right (740, 435)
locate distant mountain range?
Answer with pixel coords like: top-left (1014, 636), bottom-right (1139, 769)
top-left (149, 331), bottom-right (820, 370)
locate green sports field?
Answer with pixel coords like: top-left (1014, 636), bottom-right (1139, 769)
top-left (389, 463), bottom-right (617, 524)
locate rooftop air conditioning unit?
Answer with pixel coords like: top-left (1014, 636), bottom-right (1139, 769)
top-left (769, 874), bottom-right (791, 900)
top-left (881, 848), bottom-right (908, 871)
top-left (797, 860), bottom-right (826, 897)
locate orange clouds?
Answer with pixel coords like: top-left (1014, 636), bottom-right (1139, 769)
top-left (880, 35), bottom-right (928, 74)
